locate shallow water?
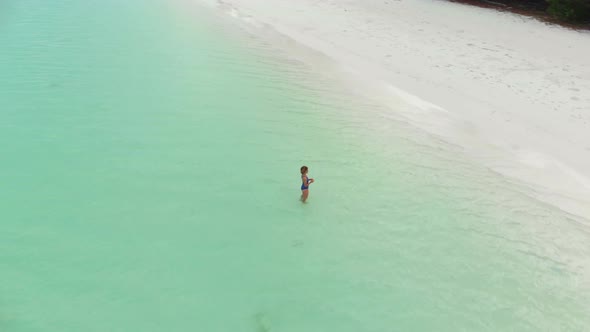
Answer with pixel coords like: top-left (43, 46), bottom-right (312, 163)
top-left (1, 0), bottom-right (589, 331)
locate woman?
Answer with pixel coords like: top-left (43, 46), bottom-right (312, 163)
top-left (300, 165), bottom-right (314, 202)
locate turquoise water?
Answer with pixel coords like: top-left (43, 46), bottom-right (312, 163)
top-left (1, 0), bottom-right (589, 331)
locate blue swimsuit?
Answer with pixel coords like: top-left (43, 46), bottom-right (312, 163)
top-left (301, 176), bottom-right (311, 190)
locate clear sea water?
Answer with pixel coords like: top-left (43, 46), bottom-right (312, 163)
top-left (1, 0), bottom-right (589, 331)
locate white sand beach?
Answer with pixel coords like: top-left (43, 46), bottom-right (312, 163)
top-left (200, 0), bottom-right (590, 220)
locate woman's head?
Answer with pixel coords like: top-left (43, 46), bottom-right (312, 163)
top-left (300, 166), bottom-right (308, 174)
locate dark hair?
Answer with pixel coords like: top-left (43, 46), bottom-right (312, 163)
top-left (300, 166), bottom-right (308, 174)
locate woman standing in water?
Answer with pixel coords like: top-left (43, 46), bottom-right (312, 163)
top-left (300, 165), bottom-right (314, 202)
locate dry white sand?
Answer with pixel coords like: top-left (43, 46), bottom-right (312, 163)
top-left (200, 0), bottom-right (590, 220)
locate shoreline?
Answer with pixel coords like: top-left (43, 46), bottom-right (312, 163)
top-left (199, 0), bottom-right (590, 221)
